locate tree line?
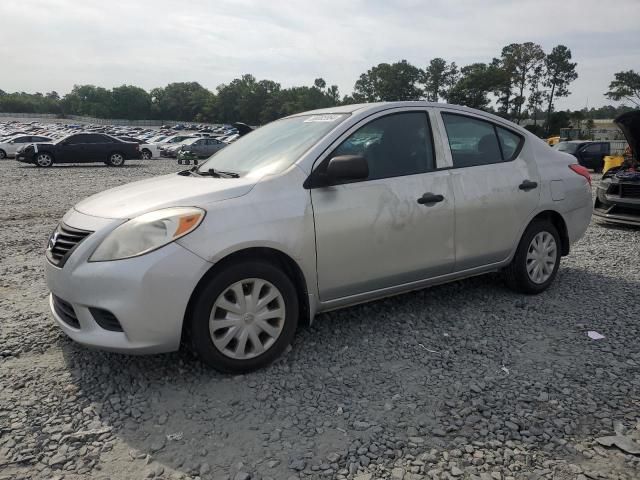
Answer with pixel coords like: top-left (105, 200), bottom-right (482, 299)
top-left (1, 41), bottom-right (638, 134)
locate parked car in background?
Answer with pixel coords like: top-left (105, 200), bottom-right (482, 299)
top-left (16, 133), bottom-right (140, 167)
top-left (117, 136), bottom-right (160, 159)
top-left (174, 137), bottom-right (226, 158)
top-left (553, 140), bottom-right (627, 172)
top-left (45, 101), bottom-right (592, 372)
top-left (0, 135), bottom-right (52, 159)
top-left (594, 110), bottom-right (640, 226)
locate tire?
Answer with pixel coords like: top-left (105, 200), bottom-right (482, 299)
top-left (189, 260), bottom-right (299, 373)
top-left (0, 150), bottom-right (6, 160)
top-left (141, 149), bottom-right (152, 160)
top-left (106, 152), bottom-right (125, 167)
top-left (35, 152), bottom-right (54, 167)
top-left (503, 219), bottom-right (561, 294)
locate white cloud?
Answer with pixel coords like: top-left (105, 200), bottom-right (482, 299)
top-left (1, 0), bottom-right (638, 109)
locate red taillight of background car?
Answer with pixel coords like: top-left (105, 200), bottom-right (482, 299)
top-left (569, 164), bottom-right (591, 186)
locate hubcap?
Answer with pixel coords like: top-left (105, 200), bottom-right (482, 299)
top-left (37, 154), bottom-right (52, 166)
top-left (526, 231), bottom-right (557, 284)
top-left (111, 154), bottom-right (123, 165)
top-left (142, 151), bottom-right (151, 159)
top-left (209, 278), bottom-right (286, 360)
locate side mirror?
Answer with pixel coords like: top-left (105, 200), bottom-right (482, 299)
top-left (326, 155), bottom-right (369, 183)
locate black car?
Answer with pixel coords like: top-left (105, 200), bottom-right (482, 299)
top-left (554, 140), bottom-right (614, 172)
top-left (16, 133), bottom-right (141, 167)
top-left (593, 111), bottom-right (640, 226)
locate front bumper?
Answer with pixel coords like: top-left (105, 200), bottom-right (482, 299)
top-left (16, 152), bottom-right (35, 163)
top-left (594, 184), bottom-right (640, 227)
top-left (46, 209), bottom-right (212, 354)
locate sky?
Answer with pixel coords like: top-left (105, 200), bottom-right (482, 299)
top-left (1, 0), bottom-right (639, 110)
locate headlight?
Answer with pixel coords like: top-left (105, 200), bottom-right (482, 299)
top-left (89, 207), bottom-right (205, 261)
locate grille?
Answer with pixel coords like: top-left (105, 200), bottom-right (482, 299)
top-left (620, 183), bottom-right (640, 199)
top-left (52, 295), bottom-right (80, 328)
top-left (47, 223), bottom-right (93, 267)
top-left (89, 308), bottom-right (123, 332)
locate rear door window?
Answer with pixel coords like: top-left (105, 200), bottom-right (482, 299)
top-left (496, 127), bottom-right (523, 161)
top-left (442, 113), bottom-right (503, 168)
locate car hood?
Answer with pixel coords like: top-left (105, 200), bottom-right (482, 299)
top-left (614, 110), bottom-right (640, 160)
top-left (74, 173), bottom-right (256, 219)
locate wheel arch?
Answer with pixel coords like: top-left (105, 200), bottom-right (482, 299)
top-left (529, 210), bottom-right (570, 256)
top-left (36, 150), bottom-right (55, 163)
top-left (181, 246), bottom-right (312, 345)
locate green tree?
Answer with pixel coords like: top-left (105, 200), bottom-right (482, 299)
top-left (526, 62), bottom-right (546, 126)
top-left (61, 85), bottom-right (113, 117)
top-left (150, 82), bottom-right (213, 121)
top-left (326, 85), bottom-right (340, 104)
top-left (110, 85), bottom-right (151, 120)
top-left (605, 70), bottom-right (640, 106)
top-left (544, 45), bottom-right (578, 133)
top-left (353, 60), bottom-right (423, 102)
top-left (422, 58), bottom-right (448, 102)
top-left (314, 78), bottom-right (326, 90)
top-left (501, 42), bottom-right (546, 123)
top-left (447, 63), bottom-right (503, 110)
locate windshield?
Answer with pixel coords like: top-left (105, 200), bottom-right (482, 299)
top-left (554, 142), bottom-right (579, 154)
top-left (198, 114), bottom-right (348, 177)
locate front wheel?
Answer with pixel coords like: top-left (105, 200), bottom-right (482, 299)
top-left (106, 152), bottom-right (125, 167)
top-left (189, 260), bottom-right (299, 373)
top-left (35, 152), bottom-right (54, 167)
top-left (503, 220), bottom-right (561, 294)
top-left (0, 149), bottom-right (6, 160)
top-left (141, 149), bottom-right (152, 160)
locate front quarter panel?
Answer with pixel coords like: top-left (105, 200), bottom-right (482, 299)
top-left (176, 167), bottom-right (318, 300)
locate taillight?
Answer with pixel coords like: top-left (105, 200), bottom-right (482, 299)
top-left (569, 164), bottom-right (591, 186)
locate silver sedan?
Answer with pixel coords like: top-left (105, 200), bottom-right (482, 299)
top-left (45, 102), bottom-right (593, 372)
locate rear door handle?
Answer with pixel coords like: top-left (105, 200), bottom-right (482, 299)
top-left (417, 193), bottom-right (444, 205)
top-left (519, 180), bottom-right (538, 191)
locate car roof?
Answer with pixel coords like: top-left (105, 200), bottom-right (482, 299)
top-left (290, 101), bottom-right (530, 134)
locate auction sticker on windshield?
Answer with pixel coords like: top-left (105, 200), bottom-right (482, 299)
top-left (304, 114), bottom-right (343, 122)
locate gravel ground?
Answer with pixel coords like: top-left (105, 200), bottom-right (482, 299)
top-left (1, 159), bottom-right (639, 480)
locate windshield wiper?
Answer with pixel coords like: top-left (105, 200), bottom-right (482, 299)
top-left (201, 168), bottom-right (240, 178)
top-left (177, 167), bottom-right (240, 178)
top-left (177, 166), bottom-right (199, 176)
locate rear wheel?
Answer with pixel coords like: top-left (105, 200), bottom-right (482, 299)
top-left (141, 149), bottom-right (152, 160)
top-left (189, 260), bottom-right (299, 373)
top-left (35, 152), bottom-right (54, 167)
top-left (106, 152), bottom-right (125, 167)
top-left (504, 220), bottom-right (561, 294)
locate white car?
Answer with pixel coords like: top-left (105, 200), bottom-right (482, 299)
top-left (45, 101), bottom-right (592, 373)
top-left (117, 137), bottom-right (160, 159)
top-left (0, 134), bottom-right (52, 159)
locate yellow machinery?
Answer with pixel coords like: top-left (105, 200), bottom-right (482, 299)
top-left (603, 155), bottom-right (624, 173)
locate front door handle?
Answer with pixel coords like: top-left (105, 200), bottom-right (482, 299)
top-left (519, 180), bottom-right (538, 191)
top-left (417, 193), bottom-right (444, 205)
